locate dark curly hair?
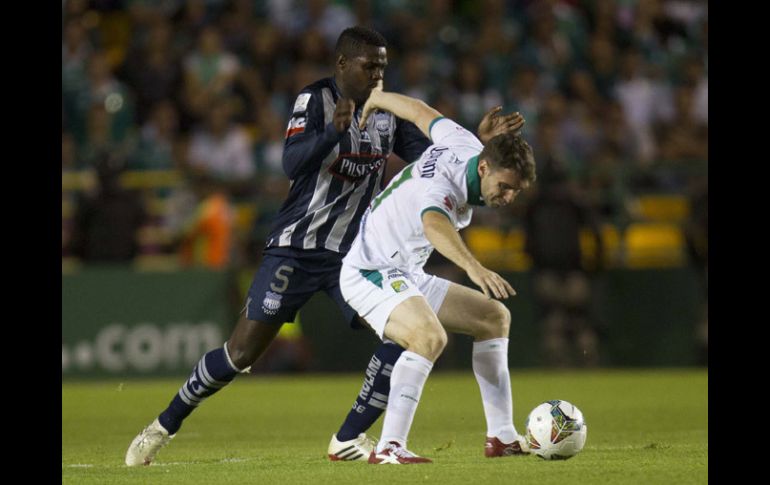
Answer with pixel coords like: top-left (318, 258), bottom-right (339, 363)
top-left (479, 133), bottom-right (537, 183)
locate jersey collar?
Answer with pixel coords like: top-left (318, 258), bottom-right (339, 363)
top-left (466, 155), bottom-right (485, 206)
top-left (330, 76), bottom-right (342, 99)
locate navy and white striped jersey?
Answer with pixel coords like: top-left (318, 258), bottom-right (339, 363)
top-left (265, 77), bottom-right (431, 254)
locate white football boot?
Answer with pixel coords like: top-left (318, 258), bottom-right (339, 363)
top-left (327, 433), bottom-right (376, 462)
top-left (125, 418), bottom-right (175, 466)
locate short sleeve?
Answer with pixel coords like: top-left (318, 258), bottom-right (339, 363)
top-left (417, 176), bottom-right (462, 224)
top-left (428, 117), bottom-right (484, 161)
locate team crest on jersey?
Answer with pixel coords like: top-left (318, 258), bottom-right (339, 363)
top-left (391, 280), bottom-right (409, 293)
top-left (375, 113), bottom-right (390, 133)
top-left (262, 291), bottom-right (283, 315)
top-left (329, 153), bottom-right (386, 183)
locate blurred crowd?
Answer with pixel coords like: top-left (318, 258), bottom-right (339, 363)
top-left (62, 0), bottom-right (708, 270)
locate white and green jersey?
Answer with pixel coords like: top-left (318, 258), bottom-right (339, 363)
top-left (344, 117), bottom-right (486, 273)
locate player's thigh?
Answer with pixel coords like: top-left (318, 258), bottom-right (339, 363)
top-left (245, 253), bottom-right (322, 324)
top-left (436, 282), bottom-right (511, 338)
top-left (383, 295), bottom-right (446, 359)
top-left (340, 265), bottom-right (445, 352)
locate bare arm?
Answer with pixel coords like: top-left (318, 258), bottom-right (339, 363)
top-left (422, 211), bottom-right (516, 299)
top-left (359, 88), bottom-right (442, 138)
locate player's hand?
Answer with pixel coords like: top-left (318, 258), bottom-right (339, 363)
top-left (466, 262), bottom-right (516, 299)
top-left (477, 106), bottom-right (525, 144)
top-left (358, 80), bottom-right (383, 130)
top-left (334, 97), bottom-right (355, 133)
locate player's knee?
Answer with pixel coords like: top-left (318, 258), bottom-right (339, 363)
top-left (226, 341), bottom-right (257, 370)
top-left (477, 300), bottom-right (511, 339)
top-left (495, 301), bottom-right (511, 335)
top-left (408, 321), bottom-right (447, 361)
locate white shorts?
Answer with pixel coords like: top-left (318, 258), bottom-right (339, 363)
top-left (340, 264), bottom-right (450, 339)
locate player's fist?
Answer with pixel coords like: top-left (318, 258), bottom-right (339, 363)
top-left (333, 97), bottom-right (355, 133)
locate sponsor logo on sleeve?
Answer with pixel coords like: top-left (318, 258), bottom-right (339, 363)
top-left (285, 116), bottom-right (307, 138)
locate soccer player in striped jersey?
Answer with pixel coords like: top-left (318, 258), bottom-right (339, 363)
top-left (125, 26), bottom-right (524, 467)
top-left (340, 88), bottom-right (536, 463)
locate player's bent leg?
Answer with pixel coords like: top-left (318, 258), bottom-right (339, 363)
top-left (327, 278), bottom-right (407, 458)
top-left (369, 297), bottom-right (443, 464)
top-left (435, 283), bottom-right (528, 457)
top-left (125, 340), bottom-right (244, 466)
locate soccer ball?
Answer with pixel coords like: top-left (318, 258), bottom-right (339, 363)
top-left (525, 400), bottom-right (587, 460)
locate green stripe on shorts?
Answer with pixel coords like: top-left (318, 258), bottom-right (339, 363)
top-left (360, 269), bottom-right (383, 288)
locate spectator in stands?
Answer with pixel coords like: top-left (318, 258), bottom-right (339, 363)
top-left (612, 47), bottom-right (668, 166)
top-left (275, 0), bottom-right (355, 52)
top-left (120, 18), bottom-right (182, 124)
top-left (218, 0), bottom-right (257, 58)
top-left (454, 56), bottom-right (502, 128)
top-left (69, 155), bottom-right (147, 263)
top-left (78, 50), bottom-right (136, 145)
top-left (399, 49), bottom-right (433, 102)
top-left (182, 25), bottom-right (241, 120)
top-left (78, 103), bottom-right (136, 171)
top-left (506, 65), bottom-right (546, 135)
top-left (178, 177), bottom-right (235, 270)
top-left (586, 33), bottom-right (618, 100)
top-left (130, 100), bottom-right (180, 171)
top-left (185, 97), bottom-right (255, 197)
top-left (654, 83), bottom-right (708, 163)
top-left (523, 157), bottom-right (604, 367)
top-left (62, 18), bottom-right (93, 138)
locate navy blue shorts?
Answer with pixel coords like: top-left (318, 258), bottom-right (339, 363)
top-left (245, 247), bottom-right (359, 327)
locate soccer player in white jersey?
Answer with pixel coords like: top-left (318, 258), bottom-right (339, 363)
top-left (340, 86), bottom-right (537, 464)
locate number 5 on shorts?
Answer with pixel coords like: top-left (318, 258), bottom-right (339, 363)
top-left (270, 265), bottom-right (294, 293)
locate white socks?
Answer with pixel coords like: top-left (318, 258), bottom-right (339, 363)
top-left (378, 350), bottom-right (433, 451)
top-left (472, 338), bottom-right (517, 443)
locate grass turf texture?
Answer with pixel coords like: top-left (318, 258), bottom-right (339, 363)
top-left (62, 370), bottom-right (707, 484)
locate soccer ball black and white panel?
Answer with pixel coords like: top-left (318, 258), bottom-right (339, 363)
top-left (525, 400), bottom-right (587, 460)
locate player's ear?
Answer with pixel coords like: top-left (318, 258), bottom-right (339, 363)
top-left (478, 158), bottom-right (490, 177)
top-left (336, 54), bottom-right (347, 70)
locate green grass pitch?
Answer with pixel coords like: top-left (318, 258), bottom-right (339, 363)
top-left (62, 369), bottom-right (707, 484)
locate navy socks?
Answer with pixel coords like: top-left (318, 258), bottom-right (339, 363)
top-left (336, 341), bottom-right (404, 441)
top-left (158, 345), bottom-right (239, 435)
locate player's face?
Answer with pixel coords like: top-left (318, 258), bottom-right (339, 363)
top-left (339, 46), bottom-right (387, 105)
top-left (479, 162), bottom-right (530, 208)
